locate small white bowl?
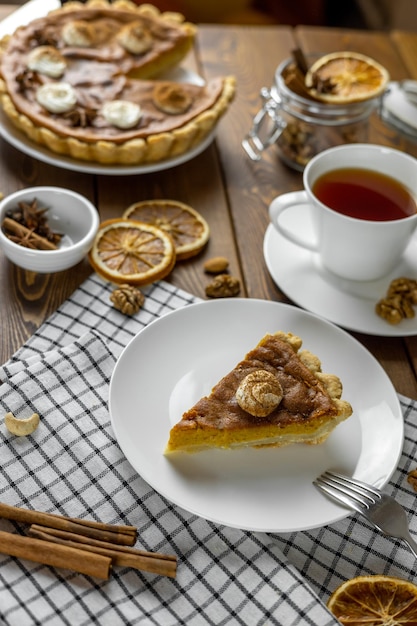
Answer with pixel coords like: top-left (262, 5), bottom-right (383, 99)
top-left (0, 186), bottom-right (99, 273)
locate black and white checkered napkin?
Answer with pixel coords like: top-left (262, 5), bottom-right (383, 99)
top-left (0, 275), bottom-right (416, 625)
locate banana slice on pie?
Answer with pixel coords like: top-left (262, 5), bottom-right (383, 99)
top-left (101, 101), bottom-right (142, 129)
top-left (153, 84), bottom-right (193, 114)
top-left (117, 22), bottom-right (153, 55)
top-left (36, 82), bottom-right (77, 114)
top-left (62, 20), bottom-right (95, 47)
top-left (26, 46), bottom-right (66, 78)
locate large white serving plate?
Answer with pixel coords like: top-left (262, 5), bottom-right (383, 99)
top-left (0, 1), bottom-right (214, 175)
top-left (0, 108), bottom-right (214, 176)
top-left (109, 299), bottom-right (403, 533)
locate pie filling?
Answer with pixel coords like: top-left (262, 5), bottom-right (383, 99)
top-left (165, 332), bottom-right (352, 453)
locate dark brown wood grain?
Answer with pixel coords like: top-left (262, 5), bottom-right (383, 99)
top-left (0, 4), bottom-right (417, 397)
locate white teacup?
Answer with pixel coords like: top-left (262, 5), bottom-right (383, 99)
top-left (269, 144), bottom-right (417, 281)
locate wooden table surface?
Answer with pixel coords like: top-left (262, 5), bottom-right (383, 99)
top-left (1, 4), bottom-right (417, 397)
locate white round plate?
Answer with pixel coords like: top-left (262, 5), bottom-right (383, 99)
top-left (0, 68), bottom-right (214, 175)
top-left (109, 298), bottom-right (403, 533)
top-left (264, 204), bottom-right (417, 336)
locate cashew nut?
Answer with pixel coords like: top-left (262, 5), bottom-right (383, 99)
top-left (4, 411), bottom-right (40, 436)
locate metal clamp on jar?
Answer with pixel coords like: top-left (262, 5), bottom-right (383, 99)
top-left (242, 86), bottom-right (285, 161)
top-left (243, 57), bottom-right (379, 171)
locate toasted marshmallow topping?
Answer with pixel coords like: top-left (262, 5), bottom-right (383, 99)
top-left (36, 82), bottom-right (77, 114)
top-left (62, 20), bottom-right (94, 47)
top-left (236, 370), bottom-right (283, 417)
top-left (27, 46), bottom-right (67, 78)
top-left (101, 100), bottom-right (142, 129)
top-left (117, 22), bottom-right (153, 55)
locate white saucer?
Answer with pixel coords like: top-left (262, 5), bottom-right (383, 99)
top-left (263, 206), bottom-right (417, 336)
top-left (381, 81), bottom-right (417, 138)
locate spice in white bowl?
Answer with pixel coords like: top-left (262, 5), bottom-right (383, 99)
top-left (0, 186), bottom-right (99, 273)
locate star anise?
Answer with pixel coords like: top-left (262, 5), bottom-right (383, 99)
top-left (7, 199), bottom-right (46, 229)
top-left (2, 217), bottom-right (57, 250)
top-left (9, 228), bottom-right (48, 249)
top-left (6, 199), bottom-right (62, 246)
top-left (15, 69), bottom-right (42, 93)
top-left (63, 106), bottom-right (97, 128)
top-left (311, 74), bottom-right (337, 94)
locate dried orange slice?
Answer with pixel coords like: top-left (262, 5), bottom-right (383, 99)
top-left (88, 218), bottom-right (176, 286)
top-left (305, 51), bottom-right (389, 104)
top-left (123, 199), bottom-right (209, 260)
top-left (327, 575), bottom-right (417, 625)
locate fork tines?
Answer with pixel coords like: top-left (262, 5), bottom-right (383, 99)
top-left (314, 471), bottom-right (417, 561)
top-left (314, 471), bottom-right (382, 510)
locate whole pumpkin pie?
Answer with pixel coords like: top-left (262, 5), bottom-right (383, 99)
top-left (165, 331), bottom-right (352, 453)
top-left (0, 0), bottom-right (236, 165)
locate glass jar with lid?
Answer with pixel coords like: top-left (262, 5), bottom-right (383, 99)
top-left (243, 56), bottom-right (380, 171)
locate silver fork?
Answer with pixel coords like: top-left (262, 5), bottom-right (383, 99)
top-left (314, 471), bottom-right (417, 559)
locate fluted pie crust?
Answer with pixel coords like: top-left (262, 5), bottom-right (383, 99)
top-left (165, 331), bottom-right (352, 453)
top-left (0, 0), bottom-right (236, 165)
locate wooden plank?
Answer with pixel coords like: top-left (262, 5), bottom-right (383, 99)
top-left (94, 32), bottom-right (244, 301)
top-left (198, 25), bottom-right (300, 301)
top-left (0, 4), bottom-right (96, 362)
top-left (1, 13), bottom-right (417, 397)
top-left (391, 30), bottom-right (417, 80)
top-left (0, 135), bottom-right (96, 364)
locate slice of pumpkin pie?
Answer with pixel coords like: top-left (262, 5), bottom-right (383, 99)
top-left (165, 331), bottom-right (352, 453)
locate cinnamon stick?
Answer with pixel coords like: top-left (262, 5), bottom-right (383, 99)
top-left (64, 515), bottom-right (137, 537)
top-left (292, 47), bottom-right (309, 75)
top-left (2, 217), bottom-right (58, 250)
top-left (30, 525), bottom-right (177, 578)
top-left (0, 530), bottom-right (111, 579)
top-left (0, 502), bottom-right (137, 546)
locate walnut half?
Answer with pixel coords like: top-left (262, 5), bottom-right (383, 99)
top-left (408, 468), bottom-right (417, 492)
top-left (376, 277), bottom-right (417, 325)
top-left (205, 274), bottom-right (240, 298)
top-left (110, 284), bottom-right (145, 315)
